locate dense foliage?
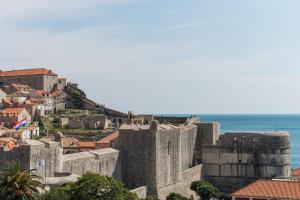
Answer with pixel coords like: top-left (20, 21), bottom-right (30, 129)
top-left (70, 173), bottom-right (136, 200)
top-left (0, 161), bottom-right (44, 200)
top-left (166, 192), bottom-right (190, 200)
top-left (39, 187), bottom-right (70, 200)
top-left (40, 173), bottom-right (138, 200)
top-left (190, 180), bottom-right (219, 200)
top-left (141, 196), bottom-right (160, 200)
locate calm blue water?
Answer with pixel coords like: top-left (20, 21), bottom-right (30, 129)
top-left (170, 114), bottom-right (300, 168)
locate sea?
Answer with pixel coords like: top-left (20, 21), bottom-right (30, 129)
top-left (173, 114), bottom-right (300, 168)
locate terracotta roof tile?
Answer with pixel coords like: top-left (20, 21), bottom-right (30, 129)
top-left (1, 108), bottom-right (25, 115)
top-left (35, 90), bottom-right (49, 96)
top-left (78, 141), bottom-right (95, 148)
top-left (11, 83), bottom-right (32, 91)
top-left (292, 168), bottom-right (300, 176)
top-left (0, 68), bottom-right (57, 77)
top-left (232, 179), bottom-right (300, 199)
top-left (96, 131), bottom-right (119, 144)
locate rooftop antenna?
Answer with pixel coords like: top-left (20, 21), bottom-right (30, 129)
top-left (275, 121), bottom-right (278, 132)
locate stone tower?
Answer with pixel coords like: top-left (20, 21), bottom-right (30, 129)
top-left (119, 120), bottom-right (184, 195)
top-left (202, 131), bottom-right (291, 192)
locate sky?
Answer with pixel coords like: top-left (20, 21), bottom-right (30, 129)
top-left (1, 0), bottom-right (300, 114)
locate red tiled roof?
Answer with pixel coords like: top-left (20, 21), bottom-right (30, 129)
top-left (292, 168), bottom-right (300, 176)
top-left (232, 179), bottom-right (300, 199)
top-left (78, 141), bottom-right (95, 148)
top-left (1, 107), bottom-right (25, 115)
top-left (11, 83), bottom-right (32, 91)
top-left (36, 90), bottom-right (48, 95)
top-left (0, 137), bottom-right (17, 150)
top-left (96, 131), bottom-right (119, 144)
top-left (0, 68), bottom-right (57, 77)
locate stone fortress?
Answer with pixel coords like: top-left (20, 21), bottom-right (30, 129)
top-left (0, 115), bottom-right (291, 199)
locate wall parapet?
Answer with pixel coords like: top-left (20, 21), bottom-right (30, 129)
top-left (130, 186), bottom-right (147, 199)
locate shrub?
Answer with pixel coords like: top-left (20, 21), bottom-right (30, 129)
top-left (39, 188), bottom-right (71, 200)
top-left (190, 180), bottom-right (219, 200)
top-left (166, 192), bottom-right (190, 200)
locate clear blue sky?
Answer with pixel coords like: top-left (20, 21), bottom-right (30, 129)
top-left (1, 0), bottom-right (300, 114)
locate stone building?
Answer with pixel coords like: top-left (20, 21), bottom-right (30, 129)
top-left (0, 107), bottom-right (31, 128)
top-left (67, 114), bottom-right (110, 130)
top-left (0, 68), bottom-right (58, 92)
top-left (57, 78), bottom-right (67, 90)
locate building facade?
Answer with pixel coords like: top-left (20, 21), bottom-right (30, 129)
top-left (0, 68), bottom-right (58, 92)
top-left (0, 108), bottom-right (31, 128)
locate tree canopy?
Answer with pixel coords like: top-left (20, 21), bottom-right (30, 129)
top-left (166, 192), bottom-right (191, 200)
top-left (70, 173), bottom-right (138, 200)
top-left (39, 173), bottom-right (138, 200)
top-left (190, 180), bottom-right (219, 200)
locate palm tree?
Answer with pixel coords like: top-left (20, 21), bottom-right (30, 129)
top-left (0, 161), bottom-right (44, 200)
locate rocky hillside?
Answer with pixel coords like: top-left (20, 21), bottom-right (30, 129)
top-left (64, 83), bottom-right (128, 119)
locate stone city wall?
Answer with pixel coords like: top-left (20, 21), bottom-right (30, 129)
top-left (157, 164), bottom-right (202, 200)
top-left (119, 124), bottom-right (157, 191)
top-left (180, 125), bottom-right (198, 171)
top-left (62, 148), bottom-right (122, 180)
top-left (0, 140), bottom-right (62, 177)
top-left (202, 131), bottom-right (291, 193)
top-left (155, 124), bottom-right (182, 189)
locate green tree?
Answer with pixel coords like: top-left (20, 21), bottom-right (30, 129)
top-left (190, 180), bottom-right (219, 200)
top-left (141, 196), bottom-right (160, 200)
top-left (166, 192), bottom-right (190, 200)
top-left (0, 161), bottom-right (44, 200)
top-left (39, 187), bottom-right (71, 200)
top-left (69, 173), bottom-right (135, 200)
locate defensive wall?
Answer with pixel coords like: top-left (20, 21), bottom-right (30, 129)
top-left (202, 131), bottom-right (291, 193)
top-left (0, 117), bottom-right (292, 198)
top-left (0, 140), bottom-right (122, 181)
top-left (0, 140), bottom-right (62, 177)
top-left (62, 148), bottom-right (122, 179)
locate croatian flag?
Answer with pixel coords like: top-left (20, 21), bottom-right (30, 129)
top-left (14, 118), bottom-right (27, 130)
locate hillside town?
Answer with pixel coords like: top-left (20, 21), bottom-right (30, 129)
top-left (0, 68), bottom-right (299, 200)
